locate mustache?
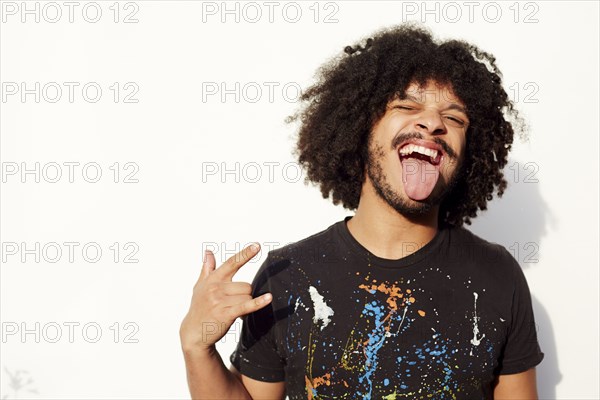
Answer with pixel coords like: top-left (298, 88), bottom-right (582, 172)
top-left (391, 132), bottom-right (458, 159)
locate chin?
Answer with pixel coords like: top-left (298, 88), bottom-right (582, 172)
top-left (366, 149), bottom-right (458, 218)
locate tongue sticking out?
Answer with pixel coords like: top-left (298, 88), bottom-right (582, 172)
top-left (400, 157), bottom-right (440, 201)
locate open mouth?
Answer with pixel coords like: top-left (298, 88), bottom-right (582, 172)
top-left (398, 143), bottom-right (442, 165)
top-left (397, 141), bottom-right (444, 201)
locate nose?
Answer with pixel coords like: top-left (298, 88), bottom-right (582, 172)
top-left (414, 108), bottom-right (446, 136)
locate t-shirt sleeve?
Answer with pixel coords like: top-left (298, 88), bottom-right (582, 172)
top-left (497, 252), bottom-right (544, 375)
top-left (229, 252), bottom-right (286, 382)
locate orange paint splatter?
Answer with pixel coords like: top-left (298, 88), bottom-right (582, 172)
top-left (359, 281), bottom-right (416, 311)
top-left (418, 310), bottom-right (426, 317)
top-left (387, 298), bottom-right (398, 310)
top-left (312, 372), bottom-right (331, 388)
top-left (305, 376), bottom-right (314, 400)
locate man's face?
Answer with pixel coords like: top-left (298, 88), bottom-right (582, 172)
top-left (365, 80), bottom-right (470, 216)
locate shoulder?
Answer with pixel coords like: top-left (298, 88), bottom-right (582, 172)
top-left (268, 220), bottom-right (341, 263)
top-left (447, 225), bottom-right (516, 262)
top-left (445, 225), bottom-right (523, 281)
top-left (447, 225), bottom-right (504, 250)
top-left (251, 220), bottom-right (342, 286)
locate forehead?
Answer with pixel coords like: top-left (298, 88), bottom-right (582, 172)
top-left (402, 80), bottom-right (464, 106)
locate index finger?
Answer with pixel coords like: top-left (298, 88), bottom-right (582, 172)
top-left (215, 242), bottom-right (261, 280)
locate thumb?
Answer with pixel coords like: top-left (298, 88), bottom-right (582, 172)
top-left (200, 249), bottom-right (216, 280)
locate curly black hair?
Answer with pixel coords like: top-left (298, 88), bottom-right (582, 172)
top-left (287, 23), bottom-right (526, 227)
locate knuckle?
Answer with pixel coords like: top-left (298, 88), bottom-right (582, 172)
top-left (241, 282), bottom-right (253, 293)
top-left (249, 298), bottom-right (259, 311)
top-left (236, 302), bottom-right (249, 317)
top-left (225, 308), bottom-right (239, 321)
top-left (209, 294), bottom-right (222, 308)
top-left (221, 258), bottom-right (234, 270)
top-left (194, 279), bottom-right (207, 290)
top-left (236, 248), bottom-right (251, 264)
top-left (227, 251), bottom-right (241, 264)
top-left (232, 282), bottom-right (252, 295)
top-left (206, 282), bottom-right (220, 294)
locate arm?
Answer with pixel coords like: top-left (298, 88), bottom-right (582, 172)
top-left (493, 368), bottom-right (538, 399)
top-left (181, 345), bottom-right (286, 400)
top-left (229, 364), bottom-right (286, 400)
top-left (183, 345), bottom-right (253, 400)
top-left (493, 253), bottom-right (543, 399)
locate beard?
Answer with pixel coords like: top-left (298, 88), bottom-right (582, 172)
top-left (366, 139), bottom-right (463, 217)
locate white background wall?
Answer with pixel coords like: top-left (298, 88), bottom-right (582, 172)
top-left (1, 1), bottom-right (598, 398)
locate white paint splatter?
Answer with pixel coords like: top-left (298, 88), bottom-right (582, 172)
top-left (309, 286), bottom-right (334, 330)
top-left (294, 297), bottom-right (309, 313)
top-left (394, 306), bottom-right (409, 335)
top-left (376, 306), bottom-right (409, 347)
top-left (470, 292), bottom-right (485, 348)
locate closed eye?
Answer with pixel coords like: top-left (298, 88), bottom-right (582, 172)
top-left (445, 116), bottom-right (467, 126)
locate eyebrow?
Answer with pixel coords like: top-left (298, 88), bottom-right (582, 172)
top-left (445, 103), bottom-right (468, 115)
top-left (400, 94), bottom-right (468, 115)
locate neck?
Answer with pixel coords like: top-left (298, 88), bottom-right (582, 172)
top-left (346, 184), bottom-right (440, 260)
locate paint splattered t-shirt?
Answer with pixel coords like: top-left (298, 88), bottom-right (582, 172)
top-left (230, 217), bottom-right (544, 399)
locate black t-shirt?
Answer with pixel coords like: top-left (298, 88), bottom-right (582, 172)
top-left (230, 217), bottom-right (544, 399)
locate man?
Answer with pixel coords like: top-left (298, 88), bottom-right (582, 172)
top-left (180, 24), bottom-right (544, 399)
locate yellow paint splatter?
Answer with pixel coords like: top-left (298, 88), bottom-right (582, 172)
top-left (383, 390), bottom-right (398, 399)
top-left (305, 376), bottom-right (315, 400)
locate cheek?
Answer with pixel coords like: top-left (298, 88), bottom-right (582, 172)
top-left (459, 139), bottom-right (468, 160)
top-left (377, 151), bottom-right (397, 175)
top-left (453, 132), bottom-right (468, 158)
top-left (389, 148), bottom-right (404, 169)
top-left (443, 138), bottom-right (467, 175)
top-left (377, 150), bottom-right (403, 181)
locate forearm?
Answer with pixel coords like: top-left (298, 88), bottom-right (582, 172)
top-left (183, 345), bottom-right (252, 400)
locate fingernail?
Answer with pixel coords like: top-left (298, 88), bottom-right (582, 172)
top-left (203, 250), bottom-right (209, 263)
top-left (250, 243), bottom-right (259, 251)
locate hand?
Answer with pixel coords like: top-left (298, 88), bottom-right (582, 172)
top-left (180, 243), bottom-right (272, 353)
